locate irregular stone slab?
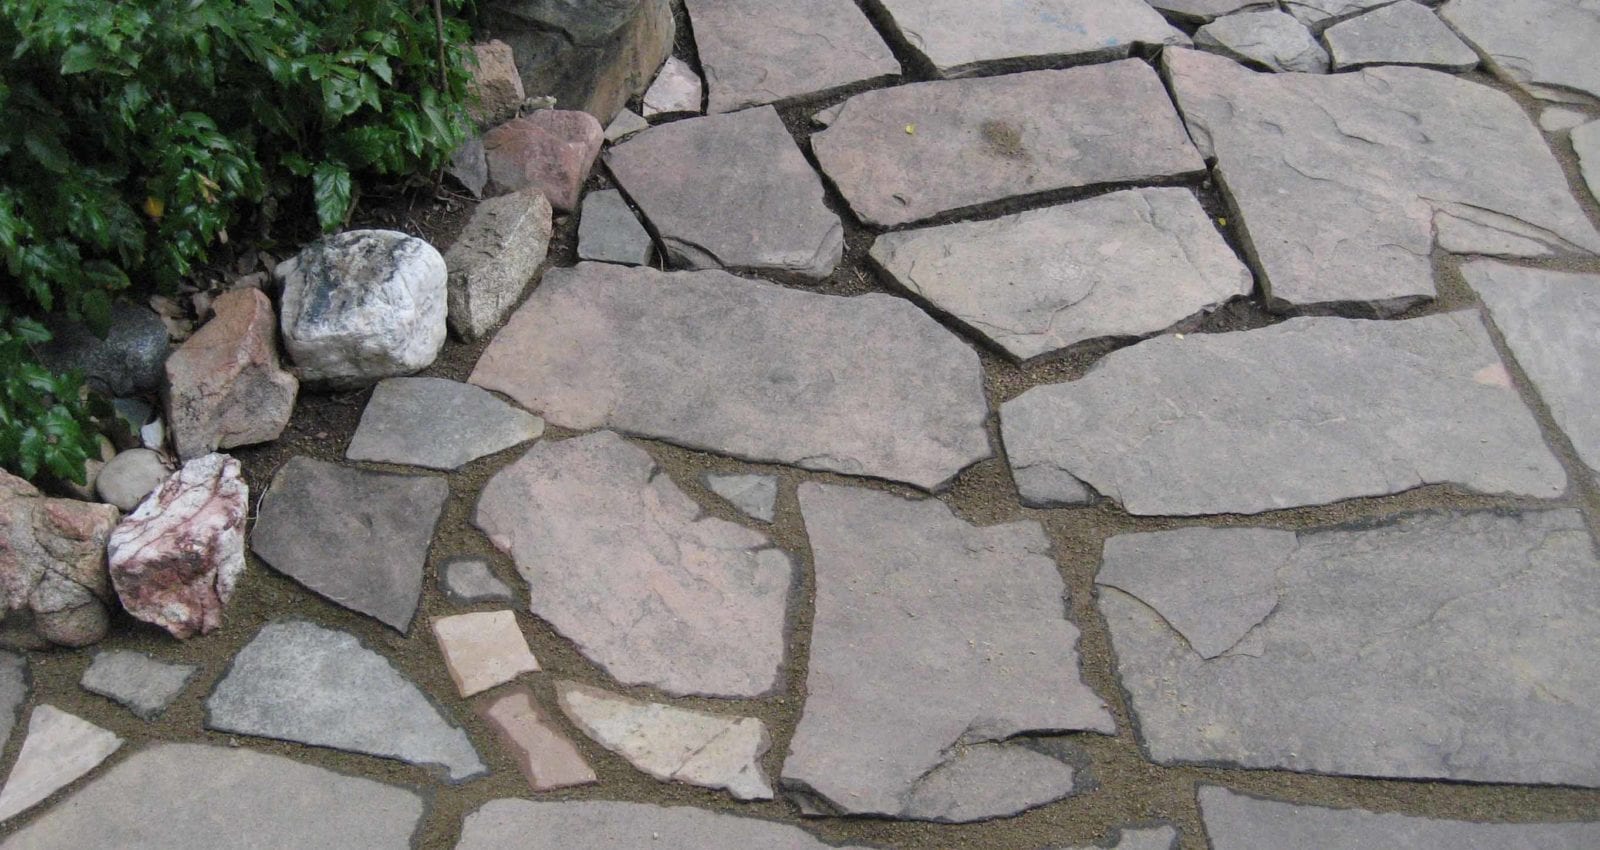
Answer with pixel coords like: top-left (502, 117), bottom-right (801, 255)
top-left (165, 288), bottom-right (298, 460)
top-left (874, 0), bottom-right (1185, 76)
top-left (207, 621), bottom-right (485, 781)
top-left (1199, 786), bottom-right (1600, 849)
top-left (1541, 107), bottom-right (1590, 132)
top-left (94, 448), bottom-right (169, 511)
top-left (1166, 48), bottom-right (1600, 311)
top-left (0, 653), bottom-right (24, 754)
top-left (471, 264), bottom-right (991, 490)
top-left (469, 40), bottom-right (525, 125)
top-left (0, 705), bottom-right (122, 822)
top-left (479, 688), bottom-right (596, 791)
top-left (1195, 10), bottom-right (1328, 73)
top-left (703, 472), bottom-right (777, 522)
top-left (1464, 262), bottom-right (1600, 478)
top-left (1576, 120), bottom-right (1600, 203)
top-left (642, 56), bottom-right (701, 118)
top-left (814, 61), bottom-right (1204, 228)
top-left (483, 110), bottom-right (603, 210)
top-left (475, 431), bottom-right (792, 698)
top-left (80, 650), bottom-right (197, 720)
top-left (870, 188), bottom-right (1251, 361)
top-left (577, 189), bottom-right (653, 266)
top-left (606, 107), bottom-right (843, 279)
top-left (252, 457), bottom-right (447, 631)
top-left (1146, 0), bottom-right (1272, 24)
top-left (603, 108), bottom-right (648, 143)
top-left (458, 799), bottom-right (873, 850)
top-left (0, 472), bottom-right (118, 648)
top-left (1441, 0), bottom-right (1600, 103)
top-left (348, 377), bottom-right (543, 470)
top-left (1323, 2), bottom-right (1479, 72)
top-left (432, 610), bottom-right (540, 697)
top-left (440, 557), bottom-right (515, 604)
top-left (686, 0), bottom-right (898, 113)
top-left (783, 483), bottom-right (1113, 821)
top-left (1281, 0), bottom-right (1395, 30)
top-left (37, 302), bottom-right (168, 396)
top-left (1001, 313), bottom-right (1565, 515)
top-left (449, 136), bottom-right (488, 197)
top-left (0, 743), bottom-right (423, 849)
top-left (1101, 510), bottom-right (1600, 784)
top-left (1053, 826), bottom-right (1180, 850)
top-left (557, 681), bottom-right (773, 800)
top-left (443, 188), bottom-right (553, 340)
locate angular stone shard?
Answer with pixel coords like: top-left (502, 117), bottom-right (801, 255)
top-left (1323, 2), bottom-right (1479, 72)
top-left (1165, 48), bottom-right (1600, 311)
top-left (1576, 120), bottom-right (1600, 203)
top-left (1280, 0), bottom-right (1395, 30)
top-left (642, 56), bottom-right (701, 118)
top-left (1198, 786), bottom-right (1600, 849)
top-left (251, 457), bottom-right (448, 632)
top-left (703, 473), bottom-right (778, 523)
top-left (347, 377), bottom-right (543, 470)
top-left (468, 40), bottom-right (525, 126)
top-left (0, 472), bottom-right (118, 648)
top-left (1051, 825), bottom-right (1181, 850)
top-left (440, 557), bottom-right (515, 604)
top-left (443, 188), bottom-right (553, 340)
top-left (470, 264), bottom-right (991, 490)
top-left (475, 431), bottom-right (792, 698)
top-left (432, 610), bottom-right (540, 697)
top-left (206, 621), bottom-right (485, 781)
top-left (0, 743), bottom-right (424, 849)
top-left (80, 650), bottom-right (197, 720)
top-left (1001, 313), bottom-right (1565, 515)
top-left (0, 705), bottom-right (122, 823)
top-left (1441, 0), bottom-right (1600, 104)
top-left (479, 688), bottom-right (596, 791)
top-left (483, 110), bottom-right (604, 210)
top-left (814, 61), bottom-right (1204, 228)
top-left (1195, 10), bottom-right (1328, 73)
top-left (606, 107), bottom-right (843, 279)
top-left (1146, 0), bottom-right (1272, 24)
top-left (604, 108), bottom-right (649, 143)
top-left (783, 483), bottom-right (1113, 821)
top-left (1542, 107), bottom-right (1590, 132)
top-left (577, 189), bottom-right (653, 266)
top-left (458, 799), bottom-right (873, 850)
top-left (870, 188), bottom-right (1251, 361)
top-left (0, 653), bottom-right (25, 754)
top-left (1101, 510), bottom-right (1600, 785)
top-left (557, 681), bottom-right (774, 800)
top-left (686, 0), bottom-right (898, 113)
top-left (165, 288), bottom-right (298, 461)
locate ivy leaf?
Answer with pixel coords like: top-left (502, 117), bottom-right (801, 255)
top-left (59, 44), bottom-right (97, 74)
top-left (311, 161), bottom-right (352, 232)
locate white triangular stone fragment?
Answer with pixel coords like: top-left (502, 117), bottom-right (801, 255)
top-left (0, 706), bottom-right (122, 822)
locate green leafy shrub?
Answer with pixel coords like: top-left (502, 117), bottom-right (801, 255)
top-left (0, 313), bottom-right (92, 483)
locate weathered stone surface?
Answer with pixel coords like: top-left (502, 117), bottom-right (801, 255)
top-left (449, 137), bottom-right (489, 197)
top-left (459, 799), bottom-right (873, 850)
top-left (557, 681), bottom-right (773, 800)
top-left (207, 621), bottom-right (485, 781)
top-left (1051, 825), bottom-right (1180, 850)
top-left (1195, 10), bottom-right (1328, 73)
top-left (481, 0), bottom-right (675, 124)
top-left (1102, 510), bottom-right (1600, 784)
top-left (875, 0), bottom-right (1185, 76)
top-left (37, 303), bottom-right (168, 396)
top-left (1323, 2), bottom-right (1479, 71)
top-left (277, 230), bottom-right (448, 388)
top-left (687, 0), bottom-right (898, 113)
top-left (0, 743), bottom-right (424, 849)
top-left (443, 188), bottom-right (553, 340)
top-left (1002, 313), bottom-right (1565, 515)
top-left (815, 61), bottom-right (1204, 227)
top-left (783, 483), bottom-right (1113, 821)
top-left (440, 557), bottom-right (515, 604)
top-left (1146, 0), bottom-right (1271, 24)
top-left (1576, 120), bottom-right (1600, 203)
top-left (0, 472), bottom-right (118, 648)
top-left (0, 653), bottom-right (24, 754)
top-left (480, 688), bottom-right (596, 791)
top-left (1199, 786), bottom-right (1600, 849)
top-left (1281, 0), bottom-right (1395, 30)
top-left (483, 110), bottom-right (603, 210)
top-left (107, 454), bottom-right (245, 639)
top-left (165, 288), bottom-right (297, 461)
top-left (604, 108), bottom-right (648, 143)
top-left (1465, 262), bottom-right (1600, 478)
top-left (348, 377), bottom-right (543, 470)
top-left (607, 107), bottom-right (843, 278)
top-left (1441, 0), bottom-right (1600, 103)
top-left (703, 473), bottom-right (777, 522)
top-left (471, 264), bottom-right (991, 490)
top-left (642, 56), bottom-right (701, 118)
top-left (1541, 107), bottom-right (1590, 132)
top-left (577, 189), bottom-right (653, 266)
top-left (80, 650), bottom-right (196, 720)
top-left (469, 40), bottom-right (526, 125)
top-left (94, 448), bottom-right (169, 511)
top-left (475, 431), bottom-right (791, 698)
top-left (251, 457), bottom-right (447, 632)
top-left (870, 188), bottom-right (1251, 361)
top-left (1165, 47), bottom-right (1600, 311)
top-left (432, 610), bottom-right (540, 697)
top-left (0, 705), bottom-right (121, 822)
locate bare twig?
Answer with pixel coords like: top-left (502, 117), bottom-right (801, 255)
top-left (431, 0), bottom-right (448, 91)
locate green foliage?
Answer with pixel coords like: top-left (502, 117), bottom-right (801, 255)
top-left (0, 313), bottom-right (93, 484)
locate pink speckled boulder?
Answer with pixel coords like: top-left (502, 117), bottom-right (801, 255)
top-left (0, 471), bottom-right (119, 648)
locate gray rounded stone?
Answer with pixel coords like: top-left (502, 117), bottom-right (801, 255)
top-left (37, 303), bottom-right (169, 397)
top-left (94, 449), bottom-right (170, 511)
top-left (440, 557), bottom-right (515, 604)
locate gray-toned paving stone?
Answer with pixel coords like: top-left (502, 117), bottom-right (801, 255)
top-left (440, 557), bottom-right (515, 604)
top-left (1101, 510), bottom-right (1600, 785)
top-left (1052, 826), bottom-right (1180, 850)
top-left (1195, 10), bottom-right (1328, 73)
top-left (1575, 120), bottom-right (1600, 203)
top-left (80, 650), bottom-right (197, 720)
top-left (1199, 786), bottom-right (1600, 849)
top-left (251, 457), bottom-right (448, 631)
top-left (813, 61), bottom-right (1204, 228)
top-left (606, 106), bottom-right (842, 279)
top-left (576, 189), bottom-right (653, 266)
top-left (1165, 47), bottom-right (1600, 311)
top-left (0, 706), bottom-right (121, 822)
top-left (1281, 0), bottom-right (1396, 30)
top-left (470, 264), bottom-right (991, 490)
top-left (206, 621), bottom-right (485, 781)
top-left (604, 108), bottom-right (649, 143)
top-left (0, 743), bottom-right (424, 849)
top-left (1146, 0), bottom-right (1272, 24)
top-left (686, 0), bottom-right (898, 113)
top-left (347, 377), bottom-right (543, 470)
top-left (1464, 262), bottom-right (1600, 479)
top-left (458, 799), bottom-right (873, 850)
top-left (874, 0), bottom-right (1186, 76)
top-left (783, 483), bottom-right (1112, 821)
top-left (703, 473), bottom-right (778, 522)
top-left (1541, 107), bottom-right (1590, 132)
top-left (1323, 1), bottom-right (1479, 71)
top-left (1002, 313), bottom-right (1565, 515)
top-left (0, 653), bottom-right (23, 755)
top-left (1441, 0), bottom-right (1600, 103)
top-left (870, 188), bottom-right (1251, 361)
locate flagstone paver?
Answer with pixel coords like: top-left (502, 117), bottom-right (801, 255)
top-left (642, 56), bottom-right (702, 118)
top-left (346, 377), bottom-right (543, 470)
top-left (0, 706), bottom-right (121, 822)
top-left (1001, 313), bottom-right (1565, 515)
top-left (1280, 0), bottom-right (1396, 30)
top-left (1165, 47), bottom-right (1600, 312)
top-left (79, 650), bottom-right (197, 720)
top-left (1322, 1), bottom-right (1479, 72)
top-left (814, 61), bottom-right (1205, 227)
top-left (576, 189), bottom-right (653, 266)
top-left (457, 799), bottom-right (873, 850)
top-left (1100, 510), bottom-right (1600, 784)
top-left (703, 472), bottom-right (778, 522)
top-left (470, 264), bottom-right (991, 490)
top-left (1542, 107), bottom-right (1591, 132)
top-left (1146, 0), bottom-right (1271, 24)
top-left (478, 688), bottom-right (597, 791)
top-left (1053, 826), bottom-right (1181, 850)
top-left (1440, 0), bottom-right (1600, 103)
top-left (0, 653), bottom-right (24, 754)
top-left (869, 187), bottom-right (1251, 361)
top-left (432, 610), bottom-right (540, 697)
top-left (1194, 10), bottom-right (1328, 73)
top-left (439, 557), bottom-right (515, 604)
top-left (783, 483), bottom-right (1112, 821)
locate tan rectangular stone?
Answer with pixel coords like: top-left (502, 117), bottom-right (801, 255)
top-left (478, 688), bottom-right (596, 791)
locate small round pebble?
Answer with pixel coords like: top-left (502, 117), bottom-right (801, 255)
top-left (95, 449), bottom-right (170, 511)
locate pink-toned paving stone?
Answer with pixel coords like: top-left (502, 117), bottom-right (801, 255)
top-left (432, 610), bottom-right (540, 697)
top-left (483, 109), bottom-right (603, 210)
top-left (164, 288), bottom-right (298, 462)
top-left (478, 687), bottom-right (596, 791)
